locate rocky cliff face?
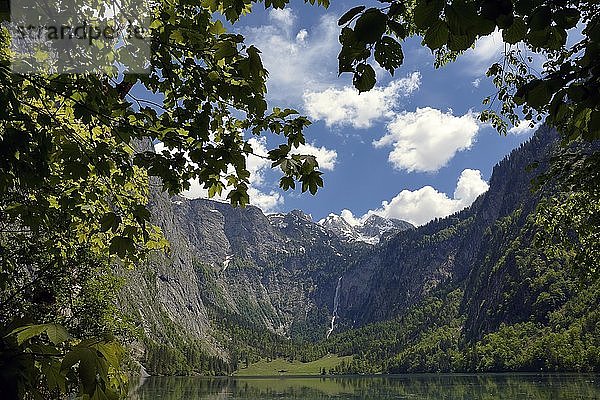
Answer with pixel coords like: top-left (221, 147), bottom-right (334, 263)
top-left (121, 189), bottom-right (373, 368)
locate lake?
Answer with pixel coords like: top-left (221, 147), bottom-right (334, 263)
top-left (130, 374), bottom-right (600, 399)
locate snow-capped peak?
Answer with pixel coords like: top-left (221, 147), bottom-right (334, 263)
top-left (318, 212), bottom-right (413, 244)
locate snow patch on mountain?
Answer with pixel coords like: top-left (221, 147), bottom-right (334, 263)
top-left (318, 213), bottom-right (413, 244)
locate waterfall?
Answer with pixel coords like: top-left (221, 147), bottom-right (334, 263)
top-left (326, 276), bottom-right (342, 339)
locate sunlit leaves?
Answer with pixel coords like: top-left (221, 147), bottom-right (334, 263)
top-left (46, 324), bottom-right (70, 345)
top-left (6, 323), bottom-right (128, 400)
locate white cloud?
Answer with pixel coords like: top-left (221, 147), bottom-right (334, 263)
top-left (508, 119), bottom-right (539, 135)
top-left (463, 29), bottom-right (504, 75)
top-left (303, 72), bottom-right (422, 128)
top-left (336, 169), bottom-right (489, 227)
top-left (246, 137), bottom-right (271, 185)
top-left (243, 12), bottom-right (340, 104)
top-left (452, 168), bottom-right (491, 205)
top-left (247, 187), bottom-right (283, 211)
top-left (373, 107), bottom-right (480, 172)
top-left (472, 78), bottom-right (481, 88)
top-left (296, 29), bottom-right (308, 43)
top-left (268, 8), bottom-right (296, 31)
top-left (292, 142), bottom-right (338, 170)
top-left (340, 209), bottom-right (361, 226)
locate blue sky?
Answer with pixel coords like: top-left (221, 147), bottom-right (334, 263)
top-left (182, 2), bottom-right (538, 226)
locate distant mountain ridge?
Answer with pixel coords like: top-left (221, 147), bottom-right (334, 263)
top-left (318, 213), bottom-right (413, 244)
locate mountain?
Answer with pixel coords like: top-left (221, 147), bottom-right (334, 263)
top-left (318, 213), bottom-right (413, 244)
top-left (121, 126), bottom-right (600, 375)
top-left (120, 192), bottom-right (369, 374)
top-left (335, 129), bottom-right (559, 329)
top-left (325, 126), bottom-right (600, 373)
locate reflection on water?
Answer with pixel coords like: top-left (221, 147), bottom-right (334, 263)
top-left (131, 374), bottom-right (600, 399)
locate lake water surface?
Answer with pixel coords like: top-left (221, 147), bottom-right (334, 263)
top-left (131, 374), bottom-right (600, 399)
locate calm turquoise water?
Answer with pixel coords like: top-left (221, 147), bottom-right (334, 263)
top-left (130, 374), bottom-right (600, 399)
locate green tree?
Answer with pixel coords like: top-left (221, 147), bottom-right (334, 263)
top-left (0, 0), bottom-right (329, 397)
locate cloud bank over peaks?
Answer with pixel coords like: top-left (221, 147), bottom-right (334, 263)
top-left (335, 168), bottom-right (489, 227)
top-left (303, 72), bottom-right (422, 128)
top-left (374, 107), bottom-right (480, 172)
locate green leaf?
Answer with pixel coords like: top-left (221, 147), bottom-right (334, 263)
top-left (42, 361), bottom-right (66, 392)
top-left (78, 348), bottom-right (98, 395)
top-left (414, 0), bottom-right (444, 29)
top-left (61, 348), bottom-right (87, 371)
top-left (374, 36), bottom-right (404, 74)
top-left (109, 236), bottom-right (136, 258)
top-left (10, 324), bottom-right (48, 345)
top-left (448, 33), bottom-right (472, 51)
top-left (353, 63), bottom-right (376, 93)
top-left (132, 205), bottom-right (151, 222)
top-left (338, 27), bottom-right (370, 73)
top-left (503, 17), bottom-right (527, 44)
top-left (99, 212), bottom-right (118, 232)
top-left (46, 324), bottom-right (69, 345)
top-left (213, 41), bottom-right (237, 60)
top-left (91, 388), bottom-right (109, 400)
top-left (553, 8), bottom-right (580, 30)
top-left (480, 0), bottom-right (513, 26)
top-left (170, 30), bottom-right (185, 43)
top-left (527, 27), bottom-right (551, 48)
top-left (338, 6), bottom-right (365, 26)
top-left (388, 2), bottom-right (405, 17)
top-left (279, 176), bottom-right (295, 190)
top-left (445, 1), bottom-right (493, 36)
top-left (528, 6), bottom-right (552, 32)
top-left (354, 8), bottom-right (387, 44)
top-left (209, 20), bottom-right (227, 35)
top-left (94, 342), bottom-right (122, 368)
top-left (423, 20), bottom-right (449, 50)
top-left (525, 80), bottom-right (552, 108)
top-left (387, 20), bottom-right (407, 39)
top-left (587, 111), bottom-right (600, 140)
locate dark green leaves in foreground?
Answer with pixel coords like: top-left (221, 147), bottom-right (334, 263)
top-left (353, 64), bottom-right (377, 92)
top-left (5, 323), bottom-right (127, 399)
top-left (337, 0), bottom-right (600, 145)
top-left (374, 36), bottom-right (404, 75)
top-left (1, 0), bottom-right (331, 397)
